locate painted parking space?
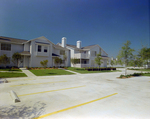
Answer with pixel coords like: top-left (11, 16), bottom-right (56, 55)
top-left (18, 85), bottom-right (86, 97)
top-left (7, 78), bottom-right (34, 82)
top-left (33, 93), bottom-right (118, 119)
top-left (0, 70), bottom-right (150, 118)
top-left (10, 81), bottom-right (67, 87)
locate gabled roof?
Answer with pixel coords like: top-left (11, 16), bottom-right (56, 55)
top-left (66, 44), bottom-right (83, 51)
top-left (54, 44), bottom-right (69, 50)
top-left (0, 36), bottom-right (28, 44)
top-left (66, 44), bottom-right (108, 55)
top-left (81, 44), bottom-right (97, 50)
top-left (66, 44), bottom-right (97, 51)
top-left (27, 36), bottom-right (54, 45)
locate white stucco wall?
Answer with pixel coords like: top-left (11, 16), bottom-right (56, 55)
top-left (89, 46), bottom-right (108, 67)
top-left (29, 38), bottom-right (53, 67)
top-left (29, 37), bottom-right (70, 67)
top-left (24, 42), bottom-right (30, 51)
top-left (0, 42), bottom-right (24, 67)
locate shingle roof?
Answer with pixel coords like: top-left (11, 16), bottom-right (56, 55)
top-left (66, 44), bottom-right (83, 51)
top-left (54, 44), bottom-right (68, 50)
top-left (81, 44), bottom-right (97, 50)
top-left (0, 36), bottom-right (28, 44)
top-left (66, 44), bottom-right (97, 50)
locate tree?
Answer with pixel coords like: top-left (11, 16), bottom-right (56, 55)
top-left (138, 47), bottom-right (150, 68)
top-left (59, 58), bottom-right (62, 67)
top-left (110, 60), bottom-right (115, 67)
top-left (71, 58), bottom-right (79, 68)
top-left (12, 52), bottom-right (22, 67)
top-left (40, 60), bottom-right (48, 69)
top-left (117, 40), bottom-right (135, 75)
top-left (117, 59), bottom-right (124, 66)
top-left (95, 53), bottom-right (103, 70)
top-left (0, 54), bottom-right (10, 68)
top-left (107, 60), bottom-right (110, 66)
top-left (63, 54), bottom-right (67, 67)
top-left (54, 57), bottom-right (62, 67)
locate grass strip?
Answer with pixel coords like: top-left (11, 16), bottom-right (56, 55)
top-left (0, 68), bottom-right (22, 72)
top-left (29, 69), bottom-right (74, 76)
top-left (0, 72), bottom-right (27, 78)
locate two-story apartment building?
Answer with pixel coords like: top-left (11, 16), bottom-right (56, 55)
top-left (0, 36), bottom-right (70, 68)
top-left (58, 37), bottom-right (109, 68)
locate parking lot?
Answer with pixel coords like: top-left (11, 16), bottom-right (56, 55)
top-left (0, 70), bottom-right (150, 119)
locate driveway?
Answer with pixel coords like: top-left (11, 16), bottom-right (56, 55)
top-left (0, 70), bottom-right (150, 119)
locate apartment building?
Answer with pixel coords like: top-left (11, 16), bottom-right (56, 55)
top-left (0, 36), bottom-right (70, 68)
top-left (58, 37), bottom-right (109, 68)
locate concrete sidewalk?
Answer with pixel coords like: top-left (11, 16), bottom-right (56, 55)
top-left (20, 68), bottom-right (36, 77)
top-left (58, 68), bottom-right (80, 75)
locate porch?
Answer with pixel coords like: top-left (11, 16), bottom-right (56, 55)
top-left (20, 51), bottom-right (30, 68)
top-left (74, 59), bottom-right (89, 68)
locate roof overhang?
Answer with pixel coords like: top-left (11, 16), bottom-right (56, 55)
top-left (52, 53), bottom-right (60, 57)
top-left (20, 51), bottom-right (31, 56)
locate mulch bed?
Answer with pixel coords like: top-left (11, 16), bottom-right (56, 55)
top-left (117, 76), bottom-right (134, 79)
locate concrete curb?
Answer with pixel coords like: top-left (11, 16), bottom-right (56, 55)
top-left (4, 79), bottom-right (8, 83)
top-left (0, 79), bottom-right (8, 83)
top-left (10, 90), bottom-right (20, 103)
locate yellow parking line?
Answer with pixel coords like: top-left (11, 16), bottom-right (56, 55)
top-left (8, 79), bottom-right (34, 82)
top-left (10, 81), bottom-right (67, 87)
top-left (33, 93), bottom-right (118, 119)
top-left (18, 85), bottom-right (86, 97)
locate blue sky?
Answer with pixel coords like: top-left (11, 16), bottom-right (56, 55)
top-left (0, 0), bottom-right (149, 57)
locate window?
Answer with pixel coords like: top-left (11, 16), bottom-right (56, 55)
top-left (1, 43), bottom-right (11, 51)
top-left (44, 46), bottom-right (47, 52)
top-left (38, 45), bottom-right (41, 52)
top-left (60, 50), bottom-right (65, 55)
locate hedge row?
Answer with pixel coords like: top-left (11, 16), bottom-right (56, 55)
top-left (85, 67), bottom-right (116, 71)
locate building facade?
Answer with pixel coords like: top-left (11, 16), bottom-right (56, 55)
top-left (58, 37), bottom-right (109, 68)
top-left (0, 36), bottom-right (70, 68)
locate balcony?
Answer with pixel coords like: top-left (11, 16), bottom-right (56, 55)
top-left (74, 53), bottom-right (89, 59)
top-left (75, 64), bottom-right (89, 68)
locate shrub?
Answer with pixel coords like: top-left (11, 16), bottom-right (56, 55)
top-left (120, 75), bottom-right (124, 78)
top-left (132, 73), bottom-right (142, 76)
top-left (40, 60), bottom-right (48, 68)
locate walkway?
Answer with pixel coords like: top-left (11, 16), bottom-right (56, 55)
top-left (19, 68), bottom-right (36, 77)
top-left (65, 70), bottom-right (80, 74)
top-left (59, 68), bottom-right (80, 75)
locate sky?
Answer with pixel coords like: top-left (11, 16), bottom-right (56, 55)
top-left (0, 0), bottom-right (149, 57)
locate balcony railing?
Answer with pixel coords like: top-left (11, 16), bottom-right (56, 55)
top-left (74, 53), bottom-right (89, 59)
top-left (74, 64), bottom-right (89, 68)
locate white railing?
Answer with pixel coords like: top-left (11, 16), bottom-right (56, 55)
top-left (75, 64), bottom-right (89, 68)
top-left (74, 53), bottom-right (89, 59)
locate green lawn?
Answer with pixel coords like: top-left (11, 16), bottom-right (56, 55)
top-left (0, 72), bottom-right (27, 78)
top-left (0, 68), bottom-right (22, 72)
top-left (67, 67), bottom-right (120, 74)
top-left (29, 69), bottom-right (74, 76)
top-left (128, 68), bottom-right (150, 72)
top-left (142, 73), bottom-right (150, 76)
